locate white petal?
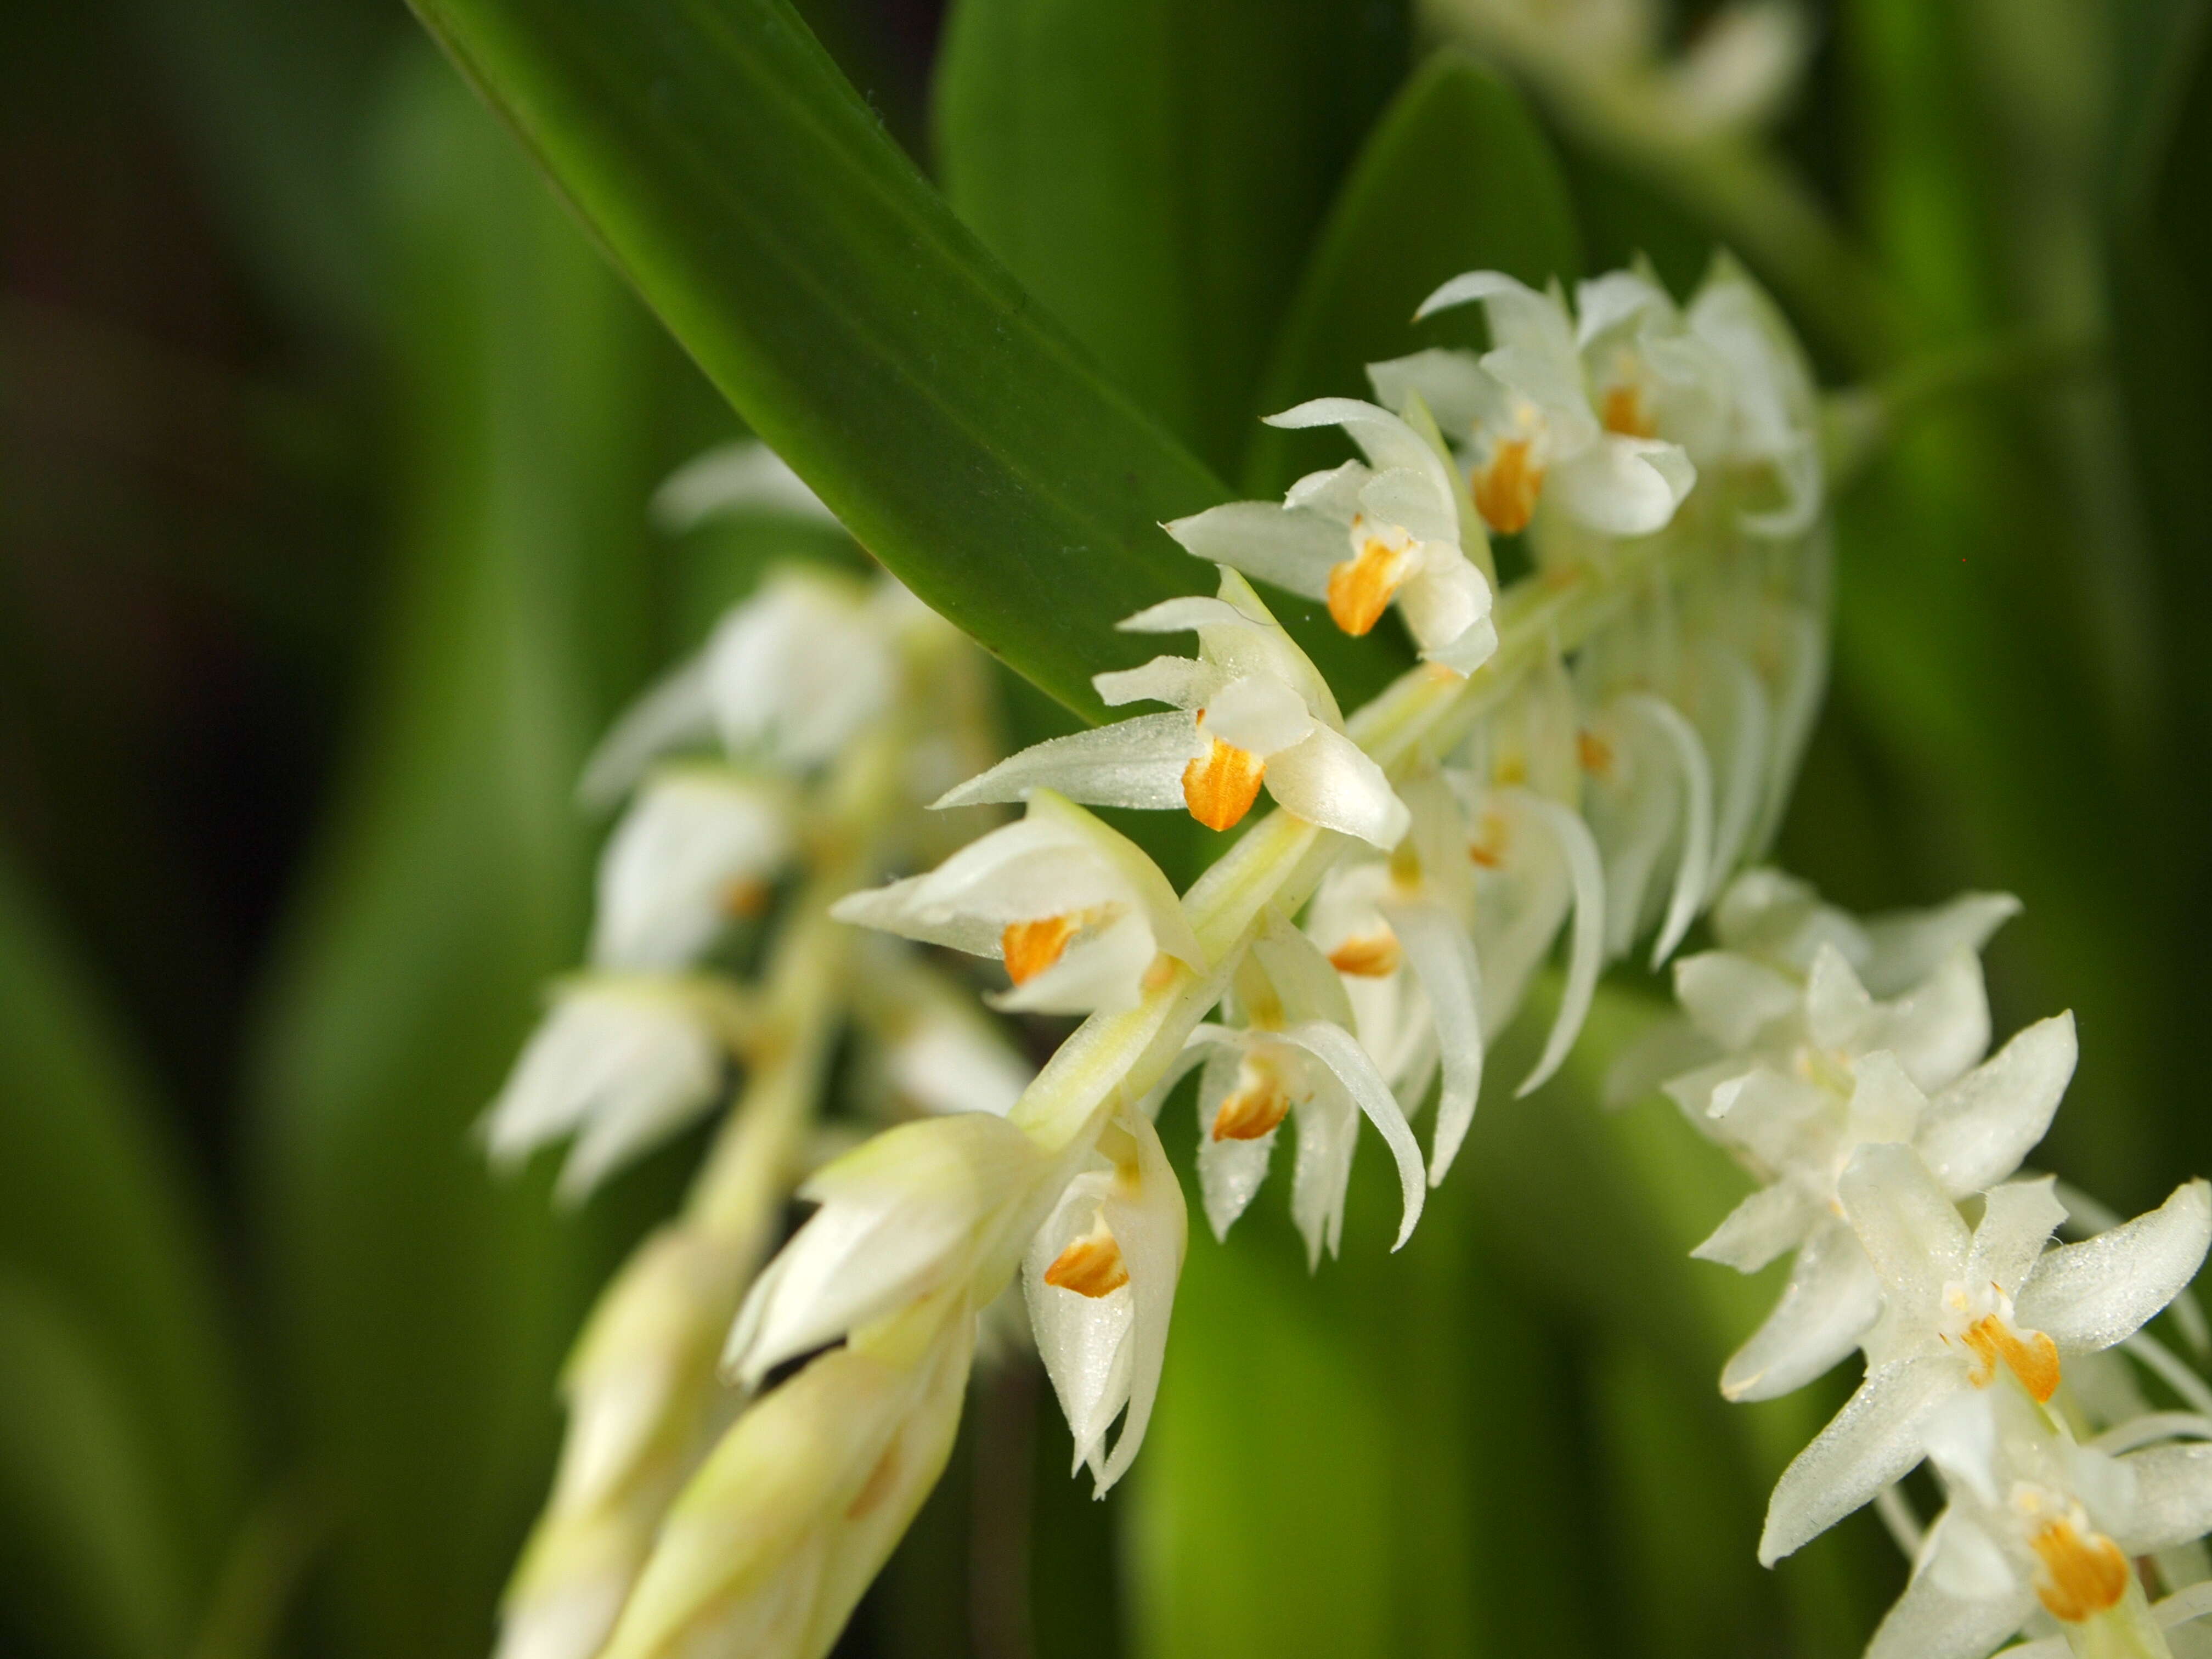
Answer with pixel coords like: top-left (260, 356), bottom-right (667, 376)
top-left (932, 712), bottom-right (1206, 813)
top-left (1190, 1041), bottom-right (1278, 1241)
top-left (1204, 674), bottom-right (1317, 757)
top-left (1365, 347), bottom-right (1496, 436)
top-left (650, 439), bottom-right (838, 531)
top-left (590, 772), bottom-right (794, 970)
top-left (1964, 1177), bottom-right (2067, 1301)
top-left (1025, 1171), bottom-right (1134, 1470)
top-left (1804, 941), bottom-right (1875, 1051)
top-left (578, 657), bottom-right (716, 809)
top-left (1401, 559), bottom-right (1497, 670)
top-left (704, 577), bottom-right (897, 767)
top-left (1277, 1020), bottom-right (1427, 1251)
top-left (1672, 950), bottom-right (1799, 1049)
top-left (1262, 397), bottom-right (1458, 511)
top-left (1162, 502), bottom-right (1341, 600)
top-left (1760, 1355), bottom-right (1961, 1563)
top-left (1865, 1556), bottom-right (2032, 1659)
top-left (1262, 727), bottom-right (1410, 848)
top-left (1094, 1114), bottom-right (1187, 1492)
top-left (1703, 654), bottom-right (1770, 895)
top-left (1384, 899), bottom-right (1485, 1185)
top-left (1875, 949), bottom-right (1996, 1094)
top-left (1284, 459), bottom-right (1370, 522)
top-left (724, 1113), bottom-right (1046, 1386)
top-left (1916, 1013), bottom-right (2075, 1195)
top-left (1357, 467), bottom-right (1459, 548)
top-left (1838, 1142), bottom-right (1974, 1307)
top-left (1573, 269), bottom-right (1674, 347)
top-left (1093, 654), bottom-right (1220, 712)
top-left (1547, 436), bottom-right (1697, 537)
top-left (2115, 1443), bottom-right (2212, 1555)
top-left (2018, 1180), bottom-right (2212, 1354)
top-left (1513, 793), bottom-right (1608, 1097)
top-left (1721, 1221), bottom-right (1883, 1401)
top-left (1251, 908), bottom-right (1358, 1031)
top-left (1288, 1081), bottom-right (1361, 1267)
top-left (1859, 892), bottom-right (2021, 999)
top-left (1115, 594), bottom-right (1256, 636)
top-left (1622, 693), bottom-right (1716, 966)
top-left (1692, 1181), bottom-right (1817, 1272)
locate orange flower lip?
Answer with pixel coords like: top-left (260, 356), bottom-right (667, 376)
top-left (2029, 1516), bottom-right (2131, 1623)
top-left (1182, 734), bottom-right (1266, 831)
top-left (1472, 437), bottom-right (1543, 534)
top-left (1959, 1311), bottom-right (2061, 1403)
top-left (1325, 538), bottom-right (1408, 636)
top-left (1211, 1054), bottom-right (1290, 1141)
top-left (1327, 932), bottom-right (1402, 977)
top-left (1043, 1223), bottom-right (1130, 1297)
top-left (1002, 914), bottom-right (1080, 985)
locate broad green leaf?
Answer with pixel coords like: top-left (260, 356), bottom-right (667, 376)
top-left (246, 52), bottom-right (671, 1659)
top-left (0, 852), bottom-right (249, 1659)
top-left (1244, 50), bottom-right (1582, 494)
top-left (933, 0), bottom-right (1407, 477)
top-left (406, 0), bottom-right (1402, 719)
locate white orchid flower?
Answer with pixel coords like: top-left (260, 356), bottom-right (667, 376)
top-left (831, 790), bottom-right (1201, 1017)
top-left (1760, 1141), bottom-right (2212, 1562)
top-left (1304, 775), bottom-right (1486, 1182)
top-left (722, 1111), bottom-right (1060, 1390)
top-left (1368, 270), bottom-right (1696, 538)
top-left (1684, 252), bottom-right (1825, 535)
top-left (848, 943), bottom-right (1033, 1120)
top-left (589, 766), bottom-right (796, 970)
top-left (1863, 1386), bottom-right (2212, 1659)
top-left (1023, 1107), bottom-right (1187, 1494)
top-left (935, 568), bottom-right (1409, 848)
top-left (484, 978), bottom-right (746, 1203)
top-left (1173, 909), bottom-right (1427, 1266)
top-left (1165, 398), bottom-right (1496, 672)
top-left (582, 568), bottom-right (922, 803)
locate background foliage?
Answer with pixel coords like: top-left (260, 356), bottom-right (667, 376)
top-left (1, 0), bottom-right (2207, 1655)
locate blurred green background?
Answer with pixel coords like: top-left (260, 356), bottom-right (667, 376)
top-left (2, 0), bottom-right (2208, 1656)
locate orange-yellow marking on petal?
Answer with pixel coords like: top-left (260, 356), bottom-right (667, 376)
top-left (1472, 438), bottom-right (1544, 534)
top-left (1600, 383), bottom-right (1657, 438)
top-left (1577, 729), bottom-right (1616, 779)
top-left (1329, 933), bottom-right (1402, 977)
top-left (1002, 915), bottom-right (1080, 985)
top-left (1183, 736), bottom-right (1266, 832)
top-left (1044, 1223), bottom-right (1129, 1297)
top-left (1961, 1313), bottom-right (2062, 1403)
top-left (847, 1444), bottom-right (902, 1519)
top-left (1469, 808), bottom-right (1510, 869)
top-left (1211, 1060), bottom-right (1291, 1141)
top-left (719, 877), bottom-right (772, 919)
top-left (2029, 1518), bottom-right (2131, 1623)
top-left (1326, 539), bottom-right (1407, 636)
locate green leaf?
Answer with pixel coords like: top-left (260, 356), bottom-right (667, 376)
top-left (245, 51), bottom-right (675, 1659)
top-left (933, 0), bottom-right (1407, 477)
top-left (405, 0), bottom-right (1402, 719)
top-left (0, 851), bottom-right (249, 1658)
top-left (1244, 49), bottom-right (1582, 494)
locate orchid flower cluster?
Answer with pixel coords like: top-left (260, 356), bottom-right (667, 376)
top-left (479, 253), bottom-right (2208, 1659)
top-left (1617, 871), bottom-right (2212, 1658)
top-left (480, 448), bottom-right (1032, 1659)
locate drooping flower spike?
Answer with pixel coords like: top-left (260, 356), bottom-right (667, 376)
top-left (936, 567), bottom-right (1409, 847)
top-left (1165, 398), bottom-right (1498, 672)
top-left (831, 789), bottom-right (1202, 1017)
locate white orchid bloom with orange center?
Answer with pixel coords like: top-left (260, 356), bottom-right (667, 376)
top-left (1166, 910), bottom-right (1427, 1266)
top-left (1368, 270), bottom-right (1696, 538)
top-left (582, 568), bottom-right (924, 803)
top-left (484, 977), bottom-right (749, 1202)
top-left (1165, 399), bottom-right (1496, 672)
top-left (1860, 1385), bottom-right (2212, 1659)
top-left (1760, 1141), bottom-right (2211, 1564)
top-left (831, 790), bottom-right (1200, 1018)
top-left (1304, 775), bottom-right (1486, 1182)
top-left (589, 766), bottom-right (797, 970)
top-left (1024, 1107), bottom-right (1186, 1494)
top-left (935, 568), bottom-right (1409, 848)
top-left (721, 1110), bottom-right (1062, 1391)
